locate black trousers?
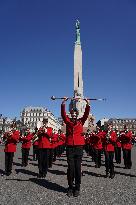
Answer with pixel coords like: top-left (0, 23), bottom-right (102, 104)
top-left (89, 146), bottom-right (95, 161)
top-left (84, 144), bottom-right (90, 155)
top-left (58, 145), bottom-right (65, 156)
top-left (123, 149), bottom-right (132, 168)
top-left (48, 148), bottom-right (53, 168)
top-left (53, 147), bottom-right (57, 162)
top-left (33, 145), bottom-right (39, 160)
top-left (22, 148), bottom-right (30, 166)
top-left (115, 147), bottom-right (121, 164)
top-left (5, 152), bottom-right (14, 174)
top-left (94, 149), bottom-right (102, 167)
top-left (104, 151), bottom-right (114, 174)
top-left (38, 148), bottom-right (49, 175)
top-left (66, 146), bottom-right (83, 190)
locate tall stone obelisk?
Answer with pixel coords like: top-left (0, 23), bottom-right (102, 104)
top-left (69, 20), bottom-right (86, 118)
top-left (74, 20), bottom-right (83, 98)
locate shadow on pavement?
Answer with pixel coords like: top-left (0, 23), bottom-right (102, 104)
top-left (5, 177), bottom-right (67, 193)
top-left (13, 162), bottom-right (22, 166)
top-left (114, 165), bottom-right (124, 169)
top-left (115, 171), bottom-right (136, 177)
top-left (81, 163), bottom-right (95, 167)
top-left (82, 159), bottom-right (93, 163)
top-left (18, 157), bottom-right (33, 161)
top-left (53, 162), bottom-right (67, 168)
top-left (29, 178), bottom-right (67, 193)
top-left (15, 168), bottom-right (37, 177)
top-left (56, 158), bottom-right (67, 162)
top-left (6, 178), bottom-right (30, 181)
top-left (29, 162), bottom-right (38, 166)
top-left (84, 170), bottom-right (106, 178)
top-left (48, 169), bottom-right (66, 175)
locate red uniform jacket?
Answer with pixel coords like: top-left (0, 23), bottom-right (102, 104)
top-left (33, 140), bottom-right (39, 146)
top-left (61, 103), bottom-right (90, 146)
top-left (32, 132), bottom-right (39, 146)
top-left (103, 131), bottom-right (117, 152)
top-left (38, 127), bottom-right (53, 149)
top-left (116, 133), bottom-right (122, 147)
top-left (92, 131), bottom-right (104, 150)
top-left (89, 133), bottom-right (94, 146)
top-left (4, 130), bottom-right (20, 152)
top-left (120, 131), bottom-right (132, 150)
top-left (20, 133), bottom-right (33, 149)
top-left (57, 133), bottom-right (66, 146)
top-left (85, 134), bottom-right (90, 145)
top-left (51, 133), bottom-right (58, 148)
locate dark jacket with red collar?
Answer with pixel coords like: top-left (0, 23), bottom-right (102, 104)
top-left (61, 103), bottom-right (90, 146)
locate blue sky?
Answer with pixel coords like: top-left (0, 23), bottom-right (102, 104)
top-left (0, 0), bottom-right (136, 121)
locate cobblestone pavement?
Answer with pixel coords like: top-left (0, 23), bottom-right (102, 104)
top-left (0, 144), bottom-right (136, 205)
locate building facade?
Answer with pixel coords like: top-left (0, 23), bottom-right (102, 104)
top-left (20, 106), bottom-right (61, 131)
top-left (104, 118), bottom-right (136, 134)
top-left (0, 116), bottom-right (15, 132)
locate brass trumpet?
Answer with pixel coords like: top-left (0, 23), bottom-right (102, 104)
top-left (106, 130), bottom-right (111, 142)
top-left (2, 131), bottom-right (13, 144)
top-left (32, 134), bottom-right (39, 143)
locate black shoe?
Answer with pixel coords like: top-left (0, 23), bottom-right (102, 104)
top-left (37, 173), bottom-right (43, 178)
top-left (105, 172), bottom-right (109, 178)
top-left (42, 173), bottom-right (46, 178)
top-left (110, 173), bottom-right (115, 179)
top-left (67, 188), bottom-right (73, 197)
top-left (81, 171), bottom-right (85, 176)
top-left (73, 189), bottom-right (80, 197)
top-left (5, 172), bottom-right (11, 176)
